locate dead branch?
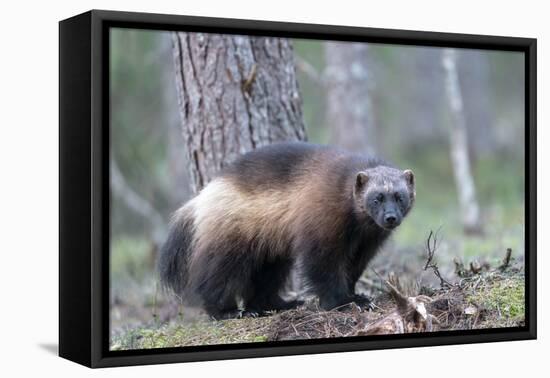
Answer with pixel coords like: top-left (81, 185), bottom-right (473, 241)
top-left (423, 229), bottom-right (454, 288)
top-left (498, 248), bottom-right (513, 271)
top-left (469, 260), bottom-right (482, 275)
top-left (469, 259), bottom-right (490, 275)
top-left (360, 272), bottom-right (439, 335)
top-left (453, 257), bottom-right (467, 277)
top-left (385, 276), bottom-right (409, 312)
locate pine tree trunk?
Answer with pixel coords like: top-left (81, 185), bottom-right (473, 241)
top-left (324, 42), bottom-right (375, 154)
top-left (172, 32), bottom-right (307, 194)
top-left (441, 48), bottom-right (482, 234)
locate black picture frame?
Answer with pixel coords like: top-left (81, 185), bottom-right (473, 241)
top-left (59, 9), bottom-right (537, 368)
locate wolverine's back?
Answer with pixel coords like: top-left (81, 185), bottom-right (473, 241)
top-left (159, 142), bottom-right (415, 318)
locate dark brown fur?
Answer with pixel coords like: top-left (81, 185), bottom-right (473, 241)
top-left (158, 142), bottom-right (415, 318)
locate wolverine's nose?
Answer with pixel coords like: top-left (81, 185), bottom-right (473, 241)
top-left (384, 214), bottom-right (398, 227)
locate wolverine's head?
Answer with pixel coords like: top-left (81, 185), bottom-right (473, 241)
top-left (353, 166), bottom-right (416, 230)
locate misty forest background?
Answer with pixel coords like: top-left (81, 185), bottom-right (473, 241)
top-left (109, 29), bottom-right (525, 339)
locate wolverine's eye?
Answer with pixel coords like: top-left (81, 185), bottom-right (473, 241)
top-left (395, 193), bottom-right (403, 203)
top-left (374, 193), bottom-right (384, 204)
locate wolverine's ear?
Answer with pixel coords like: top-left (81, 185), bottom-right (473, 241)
top-left (355, 172), bottom-right (369, 193)
top-left (403, 169), bottom-right (415, 187)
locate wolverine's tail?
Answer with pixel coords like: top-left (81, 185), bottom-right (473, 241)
top-left (157, 208), bottom-right (195, 298)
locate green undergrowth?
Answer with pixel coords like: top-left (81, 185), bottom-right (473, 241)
top-left (465, 272), bottom-right (525, 326)
top-left (111, 317), bottom-right (273, 351)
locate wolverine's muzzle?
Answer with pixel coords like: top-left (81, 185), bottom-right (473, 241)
top-left (382, 212), bottom-right (401, 229)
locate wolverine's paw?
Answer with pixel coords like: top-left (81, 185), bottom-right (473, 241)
top-left (238, 309), bottom-right (266, 318)
top-left (209, 309), bottom-right (243, 320)
top-left (351, 294), bottom-right (375, 311)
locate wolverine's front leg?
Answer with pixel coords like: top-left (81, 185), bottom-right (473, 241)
top-left (305, 259), bottom-right (373, 311)
top-left (300, 247), bottom-right (352, 310)
top-left (345, 243), bottom-right (379, 310)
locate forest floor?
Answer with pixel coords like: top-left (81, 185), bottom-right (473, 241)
top-left (110, 244), bottom-right (525, 350)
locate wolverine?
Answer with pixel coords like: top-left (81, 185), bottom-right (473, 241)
top-left (158, 142), bottom-right (415, 319)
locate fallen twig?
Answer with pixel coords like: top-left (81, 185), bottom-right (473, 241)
top-left (423, 228), bottom-right (454, 288)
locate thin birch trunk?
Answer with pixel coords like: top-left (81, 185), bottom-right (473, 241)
top-left (441, 48), bottom-right (482, 234)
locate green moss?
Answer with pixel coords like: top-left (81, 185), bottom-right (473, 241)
top-left (467, 275), bottom-right (525, 320)
top-left (111, 317), bottom-right (273, 350)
